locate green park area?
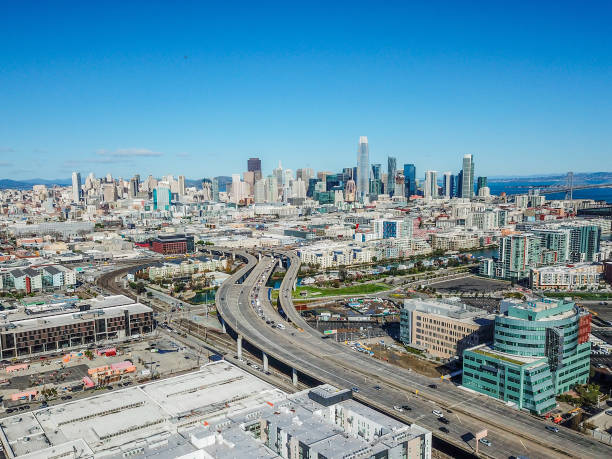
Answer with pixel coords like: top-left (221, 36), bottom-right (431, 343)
top-left (292, 283), bottom-right (390, 298)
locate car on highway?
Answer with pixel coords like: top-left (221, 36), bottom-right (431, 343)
top-left (432, 410), bottom-right (443, 417)
top-left (351, 387), bottom-right (359, 393)
top-left (605, 410), bottom-right (612, 416)
top-left (545, 426), bottom-right (559, 433)
top-left (401, 405), bottom-right (412, 411)
top-left (393, 406), bottom-right (403, 412)
top-left (373, 385), bottom-right (381, 391)
top-left (429, 384), bottom-right (437, 389)
top-left (438, 417), bottom-right (449, 424)
top-left (479, 438), bottom-right (492, 447)
top-left (439, 426), bottom-right (449, 433)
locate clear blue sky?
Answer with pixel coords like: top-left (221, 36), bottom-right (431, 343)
top-left (1, 1), bottom-right (611, 180)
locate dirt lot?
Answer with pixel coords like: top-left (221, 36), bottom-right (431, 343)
top-left (431, 276), bottom-right (509, 293)
top-left (370, 344), bottom-right (445, 378)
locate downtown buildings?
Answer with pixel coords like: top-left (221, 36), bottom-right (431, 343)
top-left (462, 297), bottom-right (591, 415)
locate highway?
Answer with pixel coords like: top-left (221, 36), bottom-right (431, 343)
top-left (209, 247), bottom-right (612, 459)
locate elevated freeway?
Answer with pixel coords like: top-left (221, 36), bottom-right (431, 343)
top-left (208, 246), bottom-right (611, 459)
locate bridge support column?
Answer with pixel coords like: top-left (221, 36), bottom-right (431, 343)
top-left (262, 352), bottom-right (268, 372)
top-left (237, 335), bottom-right (243, 360)
top-left (292, 367), bottom-right (298, 387)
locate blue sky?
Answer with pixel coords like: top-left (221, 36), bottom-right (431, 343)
top-left (1, 1), bottom-right (611, 180)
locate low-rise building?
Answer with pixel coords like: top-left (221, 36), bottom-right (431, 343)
top-left (0, 295), bottom-right (154, 358)
top-left (530, 263), bottom-right (602, 290)
top-left (0, 363), bottom-right (432, 459)
top-left (0, 264), bottom-right (76, 293)
top-left (400, 298), bottom-right (494, 359)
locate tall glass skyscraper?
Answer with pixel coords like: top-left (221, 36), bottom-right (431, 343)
top-left (403, 164), bottom-right (416, 197)
top-left (461, 154), bottom-right (475, 199)
top-left (387, 156), bottom-right (397, 196)
top-left (356, 136), bottom-right (369, 201)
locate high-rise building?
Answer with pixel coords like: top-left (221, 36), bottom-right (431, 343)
top-left (153, 182), bottom-right (172, 210)
top-left (178, 175), bottom-right (186, 198)
top-left (424, 171), bottom-right (437, 199)
top-left (356, 136), bottom-right (369, 201)
top-left (403, 164), bottom-right (416, 197)
top-left (71, 172), bottom-right (81, 202)
top-left (387, 156), bottom-right (397, 197)
top-left (442, 172), bottom-right (453, 198)
top-left (254, 179), bottom-right (266, 203)
top-left (567, 224), bottom-right (601, 262)
top-left (344, 179), bottom-right (356, 203)
top-left (463, 297), bottom-right (591, 415)
top-left (128, 177), bottom-right (138, 199)
top-left (371, 163), bottom-right (382, 181)
top-left (461, 154), bottom-right (475, 199)
top-left (102, 183), bottom-right (117, 203)
top-left (456, 170), bottom-right (463, 197)
top-left (247, 157), bottom-right (262, 181)
top-left (394, 173), bottom-right (405, 198)
top-left (476, 176), bottom-right (488, 196)
top-left (495, 233), bottom-right (542, 280)
top-left (296, 168), bottom-right (314, 182)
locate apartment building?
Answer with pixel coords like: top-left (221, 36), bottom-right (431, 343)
top-left (0, 264), bottom-right (76, 293)
top-left (400, 298), bottom-right (494, 358)
top-left (530, 263), bottom-right (602, 290)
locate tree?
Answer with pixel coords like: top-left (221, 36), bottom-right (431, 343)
top-left (174, 282), bottom-right (185, 294)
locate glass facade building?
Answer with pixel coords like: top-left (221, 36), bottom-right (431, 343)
top-left (462, 298), bottom-right (591, 415)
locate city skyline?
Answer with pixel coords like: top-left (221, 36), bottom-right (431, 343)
top-left (1, 2), bottom-right (611, 180)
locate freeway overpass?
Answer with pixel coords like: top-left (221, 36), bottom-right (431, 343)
top-left (205, 247), bottom-right (611, 459)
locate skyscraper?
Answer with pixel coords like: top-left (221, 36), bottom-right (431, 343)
top-left (424, 171), bottom-right (437, 199)
top-left (443, 172), bottom-right (453, 198)
top-left (461, 154), bottom-right (475, 199)
top-left (387, 156), bottom-right (397, 196)
top-left (71, 172), bottom-right (81, 202)
top-left (371, 163), bottom-right (381, 181)
top-left (153, 182), bottom-right (172, 210)
top-left (476, 176), bottom-right (488, 195)
top-left (178, 175), bottom-right (186, 198)
top-left (248, 157), bottom-right (262, 181)
top-left (356, 136), bottom-right (369, 201)
top-left (403, 164), bottom-right (416, 197)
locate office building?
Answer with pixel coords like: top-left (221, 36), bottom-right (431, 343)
top-left (400, 298), bottom-right (494, 358)
top-left (153, 182), bottom-right (172, 210)
top-left (356, 136), bottom-right (369, 201)
top-left (296, 167), bottom-right (314, 182)
top-left (463, 298), bottom-right (591, 415)
top-left (178, 175), bottom-right (186, 198)
top-left (404, 163), bottom-right (416, 197)
top-left (0, 295), bottom-right (153, 359)
top-left (461, 154), bottom-right (474, 199)
top-left (248, 157), bottom-right (262, 181)
top-left (442, 172), bottom-right (453, 198)
top-left (424, 171), bottom-right (437, 199)
top-left (387, 156), bottom-right (397, 196)
top-left (456, 170), bottom-right (463, 197)
top-left (371, 163), bottom-right (382, 181)
top-left (71, 172), bottom-right (81, 202)
top-left (476, 176), bottom-right (488, 195)
top-left (102, 183), bottom-right (117, 203)
top-left (151, 234), bottom-right (195, 254)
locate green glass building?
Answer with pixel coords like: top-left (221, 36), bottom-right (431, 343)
top-left (462, 298), bottom-right (591, 415)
